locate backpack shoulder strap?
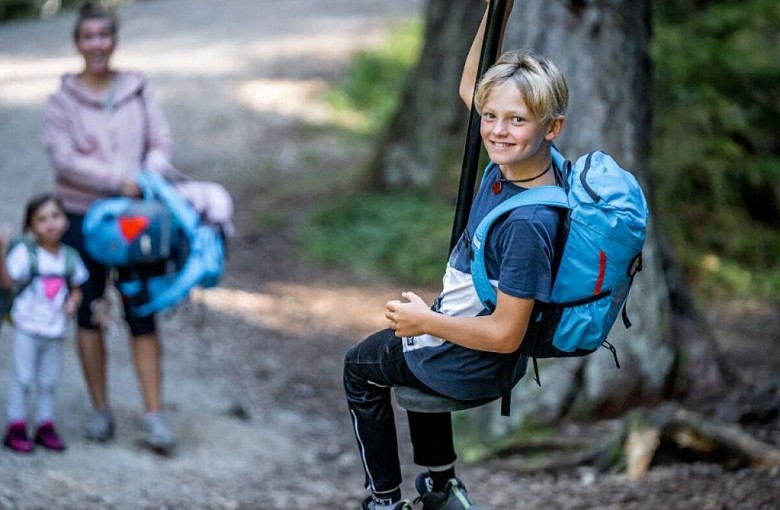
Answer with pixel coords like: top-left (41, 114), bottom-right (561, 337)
top-left (62, 245), bottom-right (78, 281)
top-left (9, 239), bottom-right (40, 297)
top-left (21, 239), bottom-right (38, 278)
top-left (470, 186), bottom-right (569, 311)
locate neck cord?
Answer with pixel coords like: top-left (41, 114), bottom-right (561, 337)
top-left (492, 161), bottom-right (553, 194)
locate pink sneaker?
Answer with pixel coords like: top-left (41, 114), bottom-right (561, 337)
top-left (3, 421), bottom-right (34, 453)
top-left (34, 421), bottom-right (67, 451)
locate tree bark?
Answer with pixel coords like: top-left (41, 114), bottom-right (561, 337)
top-left (366, 0), bottom-right (483, 194)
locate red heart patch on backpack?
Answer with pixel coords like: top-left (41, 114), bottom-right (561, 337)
top-left (118, 216), bottom-right (150, 243)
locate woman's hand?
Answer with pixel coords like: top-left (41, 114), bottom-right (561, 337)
top-left (120, 179), bottom-right (142, 197)
top-left (385, 291), bottom-right (432, 337)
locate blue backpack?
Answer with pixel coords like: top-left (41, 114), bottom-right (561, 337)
top-left (471, 147), bottom-right (648, 388)
top-left (83, 171), bottom-right (225, 317)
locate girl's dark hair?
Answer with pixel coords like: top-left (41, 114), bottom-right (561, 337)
top-left (23, 193), bottom-right (66, 232)
top-left (73, 1), bottom-right (119, 42)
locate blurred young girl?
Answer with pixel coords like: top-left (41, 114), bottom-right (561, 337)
top-left (1, 193), bottom-right (88, 453)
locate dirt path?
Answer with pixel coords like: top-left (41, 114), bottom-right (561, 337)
top-left (1, 1), bottom-right (779, 509)
top-left (0, 1), bottom-right (425, 508)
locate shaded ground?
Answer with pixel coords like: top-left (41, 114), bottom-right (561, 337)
top-left (0, 1), bottom-right (778, 509)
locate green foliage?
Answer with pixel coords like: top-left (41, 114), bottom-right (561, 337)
top-left (0, 0), bottom-right (38, 21)
top-left (652, 0), bottom-right (780, 302)
top-left (452, 412), bottom-right (554, 464)
top-left (305, 22), bottom-right (454, 285)
top-left (0, 0), bottom-right (124, 22)
top-left (324, 20), bottom-right (422, 134)
top-left (302, 192), bottom-right (452, 285)
top-left (311, 5), bottom-right (779, 302)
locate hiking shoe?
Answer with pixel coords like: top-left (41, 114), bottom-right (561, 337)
top-left (3, 421), bottom-right (34, 453)
top-left (142, 412), bottom-right (177, 454)
top-left (414, 475), bottom-right (482, 510)
top-left (85, 409), bottom-right (114, 442)
top-left (34, 421), bottom-right (67, 451)
top-left (415, 472), bottom-right (434, 496)
top-left (361, 496), bottom-right (413, 510)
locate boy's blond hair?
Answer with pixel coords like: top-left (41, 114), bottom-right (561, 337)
top-left (474, 50), bottom-right (568, 125)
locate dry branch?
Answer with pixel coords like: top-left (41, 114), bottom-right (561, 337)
top-left (655, 403), bottom-right (780, 467)
top-left (499, 402), bottom-right (780, 478)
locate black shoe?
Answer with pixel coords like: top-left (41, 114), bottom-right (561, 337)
top-left (362, 495), bottom-right (414, 510)
top-left (414, 474), bottom-right (482, 510)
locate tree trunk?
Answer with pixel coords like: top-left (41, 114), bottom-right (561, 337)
top-left (373, 0), bottom-right (725, 442)
top-left (366, 0), bottom-right (483, 193)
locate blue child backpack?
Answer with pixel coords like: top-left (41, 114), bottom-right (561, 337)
top-left (470, 147), bottom-right (649, 375)
top-left (83, 170), bottom-right (225, 317)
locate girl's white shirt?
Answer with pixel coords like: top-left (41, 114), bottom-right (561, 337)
top-left (5, 243), bottom-right (88, 338)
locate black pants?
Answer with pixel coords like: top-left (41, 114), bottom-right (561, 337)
top-left (343, 328), bottom-right (457, 495)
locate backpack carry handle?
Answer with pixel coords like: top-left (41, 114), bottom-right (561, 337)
top-left (136, 170), bottom-right (200, 237)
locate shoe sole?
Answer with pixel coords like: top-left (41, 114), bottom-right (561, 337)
top-left (85, 423), bottom-right (114, 442)
top-left (138, 438), bottom-right (177, 457)
top-left (85, 431), bottom-right (114, 442)
top-left (34, 441), bottom-right (67, 451)
top-left (3, 444), bottom-right (34, 453)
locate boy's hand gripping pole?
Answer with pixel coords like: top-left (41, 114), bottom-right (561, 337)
top-left (450, 0), bottom-right (509, 250)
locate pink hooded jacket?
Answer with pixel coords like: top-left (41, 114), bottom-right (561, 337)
top-left (43, 70), bottom-right (174, 214)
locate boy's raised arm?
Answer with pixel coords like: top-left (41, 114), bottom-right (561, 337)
top-left (459, 0), bottom-right (515, 109)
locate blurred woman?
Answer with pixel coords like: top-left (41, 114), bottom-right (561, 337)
top-left (42, 1), bottom-right (177, 454)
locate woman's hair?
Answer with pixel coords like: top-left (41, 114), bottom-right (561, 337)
top-left (474, 50), bottom-right (569, 125)
top-left (73, 1), bottom-right (119, 42)
top-left (23, 193), bottom-right (66, 232)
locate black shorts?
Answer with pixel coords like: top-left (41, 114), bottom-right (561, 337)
top-left (62, 213), bottom-right (157, 337)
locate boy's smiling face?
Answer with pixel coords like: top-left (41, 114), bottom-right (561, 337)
top-left (479, 81), bottom-right (558, 176)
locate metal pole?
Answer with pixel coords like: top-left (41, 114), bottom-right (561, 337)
top-left (449, 0), bottom-right (509, 251)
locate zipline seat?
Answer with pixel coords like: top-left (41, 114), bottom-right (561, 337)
top-left (393, 386), bottom-right (498, 413)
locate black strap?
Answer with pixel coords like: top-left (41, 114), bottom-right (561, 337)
top-left (603, 340), bottom-right (621, 369)
top-left (621, 302), bottom-right (632, 329)
top-left (500, 356), bottom-right (513, 417)
top-left (532, 357), bottom-right (541, 386)
top-left (500, 356), bottom-right (543, 416)
top-left (621, 252), bottom-right (643, 328)
top-left (499, 349), bottom-right (529, 417)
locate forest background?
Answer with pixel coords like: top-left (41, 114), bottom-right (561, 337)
top-left (308, 0), bottom-right (780, 307)
top-left (0, 0), bottom-right (778, 507)
top-left (3, 0), bottom-right (777, 307)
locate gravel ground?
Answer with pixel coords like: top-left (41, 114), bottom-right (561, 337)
top-left (0, 1), bottom-right (778, 509)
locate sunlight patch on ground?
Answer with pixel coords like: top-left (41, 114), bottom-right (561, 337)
top-left (0, 76), bottom-right (59, 105)
top-left (235, 78), bottom-right (364, 128)
top-left (191, 283), bottom-right (403, 338)
top-left (240, 32), bottom-right (387, 62)
top-left (1, 30), bottom-right (383, 124)
top-left (0, 57), bottom-right (72, 105)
